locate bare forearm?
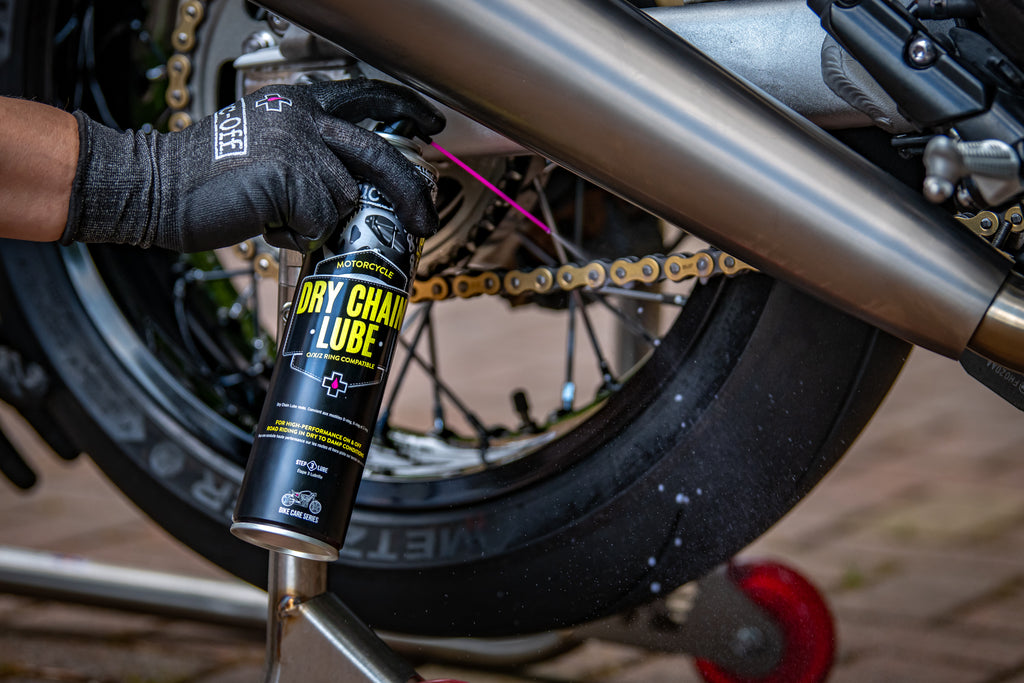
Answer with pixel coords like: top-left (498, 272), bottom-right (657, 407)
top-left (0, 97), bottom-right (78, 242)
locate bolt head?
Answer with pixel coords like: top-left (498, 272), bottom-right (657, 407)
top-left (731, 626), bottom-right (767, 657)
top-left (243, 30), bottom-right (277, 53)
top-left (267, 13), bottom-right (291, 35)
top-left (907, 35), bottom-right (938, 67)
top-left (955, 185), bottom-right (976, 208)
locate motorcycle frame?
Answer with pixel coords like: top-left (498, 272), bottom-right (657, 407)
top-left (256, 0), bottom-right (1024, 371)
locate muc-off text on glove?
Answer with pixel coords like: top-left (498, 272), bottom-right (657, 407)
top-left (62, 79), bottom-right (446, 253)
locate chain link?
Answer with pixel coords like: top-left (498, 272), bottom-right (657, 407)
top-left (166, 0), bottom-right (205, 131)
top-left (957, 205), bottom-right (1024, 239)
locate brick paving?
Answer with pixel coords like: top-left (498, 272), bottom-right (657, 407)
top-left (2, 349), bottom-right (1024, 681)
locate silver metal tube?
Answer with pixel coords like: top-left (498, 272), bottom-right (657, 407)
top-left (261, 0), bottom-right (1012, 359)
top-left (279, 595), bottom-right (420, 683)
top-left (0, 546), bottom-right (569, 668)
top-left (968, 272), bottom-right (1024, 370)
top-left (0, 546), bottom-right (266, 627)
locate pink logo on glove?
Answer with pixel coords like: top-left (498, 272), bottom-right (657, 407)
top-left (255, 94), bottom-right (293, 113)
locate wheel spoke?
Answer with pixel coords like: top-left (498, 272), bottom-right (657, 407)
top-left (395, 335), bottom-right (492, 451)
top-left (184, 267), bottom-right (255, 282)
top-left (514, 227), bottom-right (558, 267)
top-left (383, 295), bottom-right (491, 451)
top-left (531, 178), bottom-right (589, 263)
top-left (426, 309), bottom-right (447, 433)
top-left (562, 294), bottom-right (578, 412)
top-left (79, 6), bottom-right (120, 129)
top-left (594, 286), bottom-right (688, 307)
top-left (560, 178), bottom-right (588, 412)
top-left (380, 303), bottom-right (432, 427)
top-left (534, 179), bottom-right (624, 389)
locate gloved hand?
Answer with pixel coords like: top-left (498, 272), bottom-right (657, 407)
top-left (62, 79), bottom-right (445, 253)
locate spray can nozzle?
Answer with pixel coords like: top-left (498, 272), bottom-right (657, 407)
top-left (374, 118), bottom-right (429, 143)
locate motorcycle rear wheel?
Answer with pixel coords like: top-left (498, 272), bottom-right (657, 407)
top-left (0, 0), bottom-right (909, 637)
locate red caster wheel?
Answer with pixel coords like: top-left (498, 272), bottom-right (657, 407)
top-left (694, 560), bottom-right (836, 683)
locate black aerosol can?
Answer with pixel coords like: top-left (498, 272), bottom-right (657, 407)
top-left (231, 131), bottom-right (434, 561)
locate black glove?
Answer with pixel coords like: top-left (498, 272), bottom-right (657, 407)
top-left (62, 79), bottom-right (445, 252)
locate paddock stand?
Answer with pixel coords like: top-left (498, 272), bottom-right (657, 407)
top-left (0, 544), bottom-right (836, 682)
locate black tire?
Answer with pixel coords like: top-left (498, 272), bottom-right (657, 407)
top-left (0, 0), bottom-right (909, 637)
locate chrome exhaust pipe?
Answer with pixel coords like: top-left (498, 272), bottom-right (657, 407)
top-left (968, 273), bottom-right (1024, 371)
top-left (327, 0), bottom-right (886, 160)
top-left (260, 0), bottom-right (1021, 367)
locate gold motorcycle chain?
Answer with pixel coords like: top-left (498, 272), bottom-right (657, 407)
top-left (956, 205), bottom-right (1024, 242)
top-left (166, 0), bottom-right (205, 131)
top-left (163, 0), bottom-right (757, 303)
top-left (408, 250), bottom-right (754, 303)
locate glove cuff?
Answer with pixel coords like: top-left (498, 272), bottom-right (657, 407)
top-left (61, 112), bottom-right (175, 250)
top-left (59, 112), bottom-right (91, 246)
